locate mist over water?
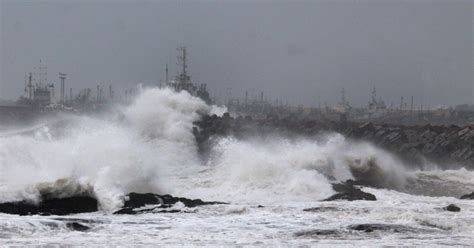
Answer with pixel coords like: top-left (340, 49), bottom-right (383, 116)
top-left (0, 87), bottom-right (472, 211)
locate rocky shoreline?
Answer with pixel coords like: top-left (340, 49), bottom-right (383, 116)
top-left (1, 112), bottom-right (473, 217)
top-left (193, 113), bottom-right (474, 169)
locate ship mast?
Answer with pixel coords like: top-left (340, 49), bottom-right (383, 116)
top-left (177, 46), bottom-right (189, 87)
top-left (371, 86), bottom-right (377, 104)
top-left (165, 63), bottom-right (169, 86)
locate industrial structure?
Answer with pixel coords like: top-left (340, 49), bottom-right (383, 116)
top-left (2, 55), bottom-right (473, 127)
top-left (165, 46), bottom-right (212, 104)
top-left (20, 60), bottom-right (56, 107)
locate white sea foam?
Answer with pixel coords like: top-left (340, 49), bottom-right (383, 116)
top-left (0, 86), bottom-right (469, 212)
top-left (0, 88), bottom-right (208, 210)
top-left (1, 87), bottom-right (474, 246)
top-left (177, 133), bottom-right (412, 204)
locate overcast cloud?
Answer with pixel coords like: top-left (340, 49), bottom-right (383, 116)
top-left (1, 0), bottom-right (472, 107)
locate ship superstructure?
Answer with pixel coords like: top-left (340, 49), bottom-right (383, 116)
top-left (166, 47), bottom-right (211, 104)
top-left (18, 61), bottom-right (57, 108)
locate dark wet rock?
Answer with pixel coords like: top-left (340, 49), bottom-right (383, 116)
top-left (115, 207), bottom-right (182, 215)
top-left (294, 229), bottom-right (341, 237)
top-left (443, 204), bottom-right (461, 212)
top-left (323, 181), bottom-right (376, 201)
top-left (348, 223), bottom-right (430, 233)
top-left (113, 207), bottom-right (138, 215)
top-left (324, 191), bottom-right (376, 202)
top-left (66, 222), bottom-right (90, 232)
top-left (114, 192), bottom-right (226, 215)
top-left (303, 207), bottom-right (338, 212)
top-left (53, 218), bottom-right (102, 224)
top-left (0, 196), bottom-right (98, 216)
top-left (460, 192), bottom-right (474, 199)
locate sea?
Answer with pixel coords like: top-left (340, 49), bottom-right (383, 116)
top-left (1, 87), bottom-right (473, 246)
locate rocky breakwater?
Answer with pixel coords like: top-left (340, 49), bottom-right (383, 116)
top-left (347, 122), bottom-right (474, 168)
top-left (0, 179), bottom-right (226, 216)
top-left (193, 113), bottom-right (474, 169)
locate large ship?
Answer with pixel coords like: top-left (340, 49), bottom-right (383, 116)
top-left (165, 47), bottom-right (212, 104)
top-left (0, 60), bottom-right (64, 124)
top-left (1, 47), bottom-right (212, 125)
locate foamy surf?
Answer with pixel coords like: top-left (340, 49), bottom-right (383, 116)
top-left (0, 87), bottom-right (473, 246)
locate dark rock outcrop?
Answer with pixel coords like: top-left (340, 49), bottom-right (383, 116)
top-left (460, 192), bottom-right (474, 199)
top-left (113, 192), bottom-right (226, 215)
top-left (294, 229), bottom-right (341, 237)
top-left (303, 206), bottom-right (338, 212)
top-left (66, 222), bottom-right (90, 231)
top-left (0, 196), bottom-right (98, 216)
top-left (348, 223), bottom-right (429, 233)
top-left (0, 191), bottom-right (226, 216)
top-left (323, 181), bottom-right (376, 201)
top-left (443, 204), bottom-right (461, 212)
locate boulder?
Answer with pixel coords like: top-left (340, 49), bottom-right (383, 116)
top-left (348, 223), bottom-right (427, 233)
top-left (323, 181), bottom-right (376, 201)
top-left (66, 222), bottom-right (90, 231)
top-left (114, 192), bottom-right (226, 215)
top-left (443, 204), bottom-right (461, 212)
top-left (460, 192), bottom-right (474, 199)
top-left (0, 196), bottom-right (98, 216)
top-left (294, 229), bottom-right (341, 237)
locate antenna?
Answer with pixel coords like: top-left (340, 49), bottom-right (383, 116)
top-left (177, 46), bottom-right (189, 86)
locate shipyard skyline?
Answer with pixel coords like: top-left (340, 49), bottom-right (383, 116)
top-left (1, 0), bottom-right (472, 107)
top-left (1, 1), bottom-right (474, 246)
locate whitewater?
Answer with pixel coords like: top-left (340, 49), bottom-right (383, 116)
top-left (1, 87), bottom-right (473, 246)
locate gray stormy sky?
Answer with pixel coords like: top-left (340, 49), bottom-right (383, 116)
top-left (1, 0), bottom-right (472, 107)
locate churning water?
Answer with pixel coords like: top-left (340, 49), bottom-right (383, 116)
top-left (1, 87), bottom-right (473, 246)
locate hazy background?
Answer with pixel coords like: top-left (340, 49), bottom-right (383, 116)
top-left (1, 0), bottom-right (472, 107)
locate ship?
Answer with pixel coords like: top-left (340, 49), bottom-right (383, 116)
top-left (0, 47), bottom-right (212, 125)
top-left (165, 47), bottom-right (212, 104)
top-left (0, 60), bottom-right (65, 125)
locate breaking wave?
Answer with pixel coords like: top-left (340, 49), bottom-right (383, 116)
top-left (0, 87), bottom-right (471, 211)
top-left (177, 134), bottom-right (410, 204)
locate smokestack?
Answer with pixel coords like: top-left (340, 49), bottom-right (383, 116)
top-left (59, 73), bottom-right (66, 104)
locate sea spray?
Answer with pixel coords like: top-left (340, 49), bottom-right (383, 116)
top-left (0, 87), bottom-right (414, 211)
top-left (0, 88), bottom-right (209, 210)
top-left (176, 133), bottom-right (411, 204)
